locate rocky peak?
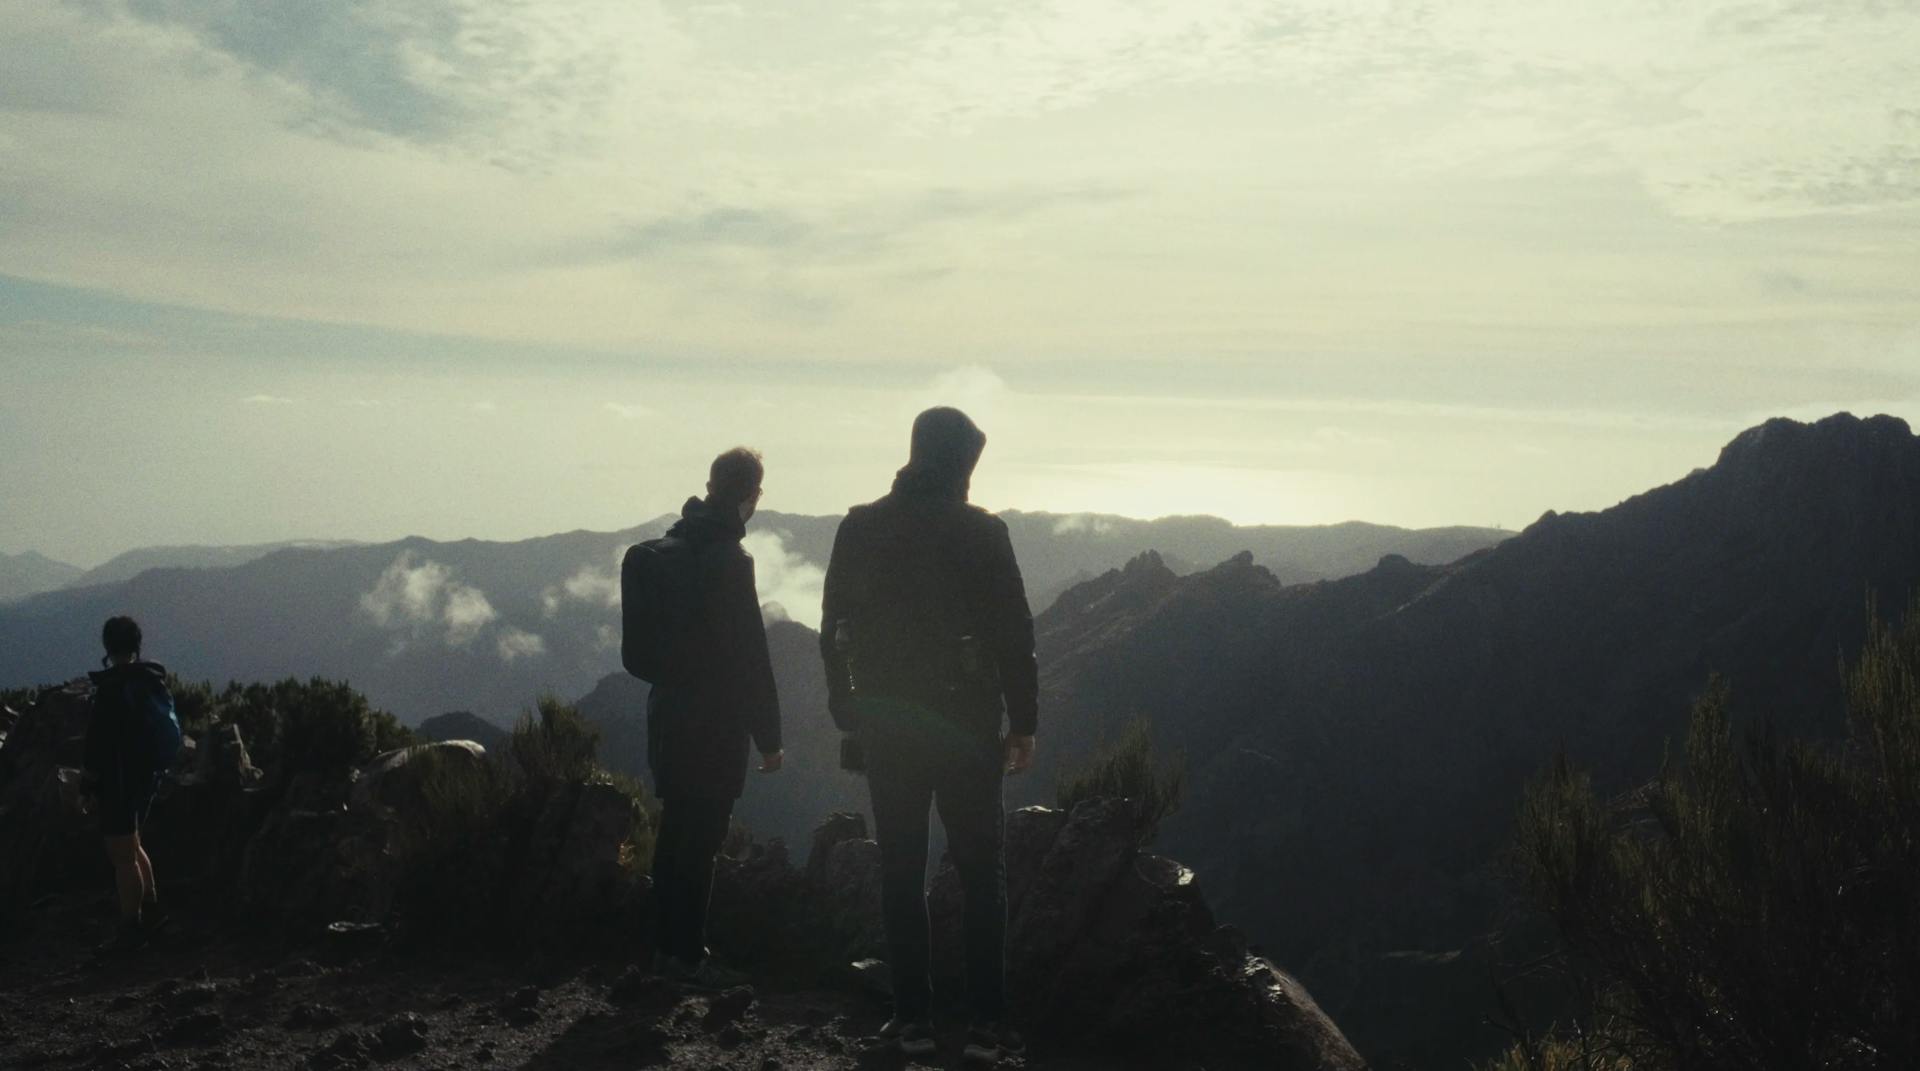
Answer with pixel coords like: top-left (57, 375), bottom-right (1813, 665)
top-left (1711, 412), bottom-right (1917, 490)
top-left (1122, 548), bottom-right (1175, 581)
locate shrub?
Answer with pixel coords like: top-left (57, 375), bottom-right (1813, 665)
top-left (1056, 717), bottom-right (1186, 845)
top-left (412, 744), bottom-right (513, 839)
top-left (600, 768), bottom-right (661, 874)
top-left (166, 676), bottom-right (217, 735)
top-left (510, 695), bottom-right (601, 784)
top-left (208, 677), bottom-right (414, 782)
top-left (1481, 1030), bottom-right (1640, 1071)
top-left (1508, 599), bottom-right (1920, 1070)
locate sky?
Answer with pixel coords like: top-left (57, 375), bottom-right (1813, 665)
top-left (1, 0), bottom-right (1916, 567)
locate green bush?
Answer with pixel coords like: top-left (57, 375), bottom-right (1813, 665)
top-left (510, 695), bottom-right (601, 784)
top-left (166, 676), bottom-right (217, 735)
top-left (412, 744), bottom-right (512, 837)
top-left (599, 768), bottom-right (661, 874)
top-left (207, 677), bottom-right (414, 781)
top-left (1056, 717), bottom-right (1186, 845)
top-left (1481, 1030), bottom-right (1640, 1071)
top-left (1508, 599), bottom-right (1920, 1070)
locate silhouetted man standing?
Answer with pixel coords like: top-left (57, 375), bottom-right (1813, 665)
top-left (820, 408), bottom-right (1038, 1064)
top-left (623, 446), bottom-right (783, 987)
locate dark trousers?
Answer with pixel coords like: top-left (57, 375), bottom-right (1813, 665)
top-left (650, 796), bottom-right (733, 962)
top-left (866, 717), bottom-right (1007, 1021)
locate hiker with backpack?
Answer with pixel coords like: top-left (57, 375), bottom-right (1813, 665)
top-left (82, 615), bottom-right (182, 952)
top-left (621, 446), bottom-right (783, 986)
top-left (820, 407), bottom-right (1039, 1064)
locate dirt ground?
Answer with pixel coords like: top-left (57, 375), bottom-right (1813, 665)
top-left (0, 892), bottom-right (1131, 1071)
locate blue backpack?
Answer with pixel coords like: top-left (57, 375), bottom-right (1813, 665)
top-left (123, 675), bottom-right (183, 774)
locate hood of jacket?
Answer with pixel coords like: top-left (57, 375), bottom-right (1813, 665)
top-left (667, 495), bottom-right (747, 545)
top-left (892, 406), bottom-right (987, 502)
top-left (88, 659), bottom-right (169, 691)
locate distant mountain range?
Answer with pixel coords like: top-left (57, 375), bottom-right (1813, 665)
top-left (1011, 412), bottom-right (1920, 1065)
top-left (0, 551), bottom-right (81, 604)
top-left (69, 541), bottom-right (364, 590)
top-left (0, 510), bottom-right (1504, 725)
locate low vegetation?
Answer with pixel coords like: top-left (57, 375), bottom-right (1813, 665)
top-left (1056, 717), bottom-right (1186, 845)
top-left (510, 695), bottom-right (602, 785)
top-left (395, 695), bottom-right (659, 951)
top-left (199, 677), bottom-right (415, 780)
top-left (1491, 599), bottom-right (1920, 1070)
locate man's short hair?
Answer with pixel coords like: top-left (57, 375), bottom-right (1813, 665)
top-left (708, 446), bottom-right (765, 507)
top-left (102, 616), bottom-right (142, 660)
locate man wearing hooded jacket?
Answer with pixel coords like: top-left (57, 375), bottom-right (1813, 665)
top-left (820, 407), bottom-right (1039, 1064)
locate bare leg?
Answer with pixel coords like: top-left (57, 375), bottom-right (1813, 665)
top-left (103, 835), bottom-right (142, 922)
top-left (134, 837), bottom-right (155, 904)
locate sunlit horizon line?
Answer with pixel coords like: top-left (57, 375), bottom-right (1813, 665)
top-left (15, 498), bottom-right (1531, 573)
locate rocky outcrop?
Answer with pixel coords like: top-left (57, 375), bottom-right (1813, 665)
top-left (413, 711), bottom-right (509, 754)
top-left (502, 779), bottom-right (642, 948)
top-left (711, 802), bottom-right (1366, 1071)
top-left (0, 684), bottom-right (99, 920)
top-left (348, 740), bottom-right (486, 823)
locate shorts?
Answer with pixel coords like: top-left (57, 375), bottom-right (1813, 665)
top-left (97, 782), bottom-right (157, 837)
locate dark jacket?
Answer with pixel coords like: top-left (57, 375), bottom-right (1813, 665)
top-left (820, 430), bottom-right (1039, 740)
top-left (83, 660), bottom-right (173, 799)
top-left (626, 496), bottom-right (781, 800)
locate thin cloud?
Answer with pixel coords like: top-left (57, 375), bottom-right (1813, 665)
top-left (241, 394), bottom-right (295, 405)
top-left (741, 529), bottom-right (825, 626)
top-left (360, 551), bottom-right (499, 649)
top-left (496, 627), bottom-right (546, 662)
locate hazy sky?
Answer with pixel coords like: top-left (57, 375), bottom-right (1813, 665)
top-left (3, 0), bottom-right (1916, 566)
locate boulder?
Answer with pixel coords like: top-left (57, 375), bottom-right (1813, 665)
top-left (1005, 797), bottom-right (1137, 1004)
top-left (805, 811), bottom-right (867, 885)
top-left (348, 741), bottom-right (486, 826)
top-left (814, 836), bottom-right (886, 961)
top-left (929, 807), bottom-right (1066, 993)
top-left (0, 685), bottom-right (102, 915)
top-left (1005, 799), bottom-right (1366, 1070)
top-left (198, 724), bottom-right (263, 789)
top-left (502, 780), bottom-right (641, 950)
top-left (238, 805), bottom-right (396, 926)
top-left (1004, 805), bottom-right (1068, 918)
top-left (708, 839), bottom-right (801, 964)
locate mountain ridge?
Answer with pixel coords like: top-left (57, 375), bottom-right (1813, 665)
top-left (1011, 411), bottom-right (1920, 1064)
top-left (0, 551), bottom-right (82, 605)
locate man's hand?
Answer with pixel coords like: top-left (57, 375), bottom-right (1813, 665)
top-left (758, 750), bottom-right (785, 774)
top-left (1002, 734), bottom-right (1035, 775)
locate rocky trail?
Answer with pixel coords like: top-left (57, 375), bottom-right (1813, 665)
top-left (0, 890), bottom-right (1140, 1071)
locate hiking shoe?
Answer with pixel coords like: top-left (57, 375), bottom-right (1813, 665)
top-left (685, 957), bottom-right (750, 989)
top-left (886, 1018), bottom-right (936, 1057)
top-left (657, 954), bottom-right (750, 989)
top-left (139, 901), bottom-right (170, 934)
top-left (653, 953), bottom-right (697, 981)
top-left (963, 1020), bottom-right (1025, 1065)
top-left (94, 921), bottom-right (148, 959)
